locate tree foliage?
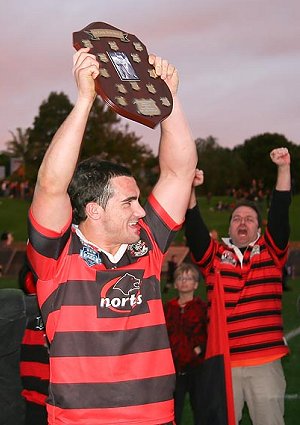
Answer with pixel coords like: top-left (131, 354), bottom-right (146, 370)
top-left (25, 92), bottom-right (73, 181)
top-left (0, 153), bottom-right (11, 177)
top-left (80, 98), bottom-right (157, 182)
top-left (7, 91), bottom-right (157, 196)
top-left (195, 136), bottom-right (247, 195)
top-left (5, 127), bottom-right (30, 160)
top-left (79, 97), bottom-right (158, 195)
top-left (233, 133), bottom-right (300, 192)
top-left (193, 133), bottom-right (300, 195)
top-left (4, 91), bottom-right (300, 197)
top-left (1, 128), bottom-right (30, 179)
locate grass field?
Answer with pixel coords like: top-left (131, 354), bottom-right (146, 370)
top-left (0, 195), bottom-right (299, 424)
top-left (1, 194), bottom-right (300, 243)
top-left (0, 197), bottom-right (30, 241)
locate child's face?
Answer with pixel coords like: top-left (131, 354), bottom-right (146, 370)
top-left (174, 271), bottom-right (198, 294)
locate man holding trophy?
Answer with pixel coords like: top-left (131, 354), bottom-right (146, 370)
top-left (26, 35), bottom-right (197, 425)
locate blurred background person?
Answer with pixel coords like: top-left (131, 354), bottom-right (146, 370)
top-left (19, 259), bottom-right (49, 425)
top-left (164, 263), bottom-right (207, 425)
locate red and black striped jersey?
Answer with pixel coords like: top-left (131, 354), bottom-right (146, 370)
top-left (193, 228), bottom-right (289, 364)
top-left (20, 295), bottom-right (49, 407)
top-left (27, 194), bottom-right (180, 425)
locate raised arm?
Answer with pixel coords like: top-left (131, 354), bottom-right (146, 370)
top-left (267, 147), bottom-right (291, 249)
top-left (150, 56), bottom-right (197, 224)
top-left (185, 169), bottom-right (211, 262)
top-left (270, 147), bottom-right (291, 191)
top-left (31, 48), bottom-right (99, 231)
top-left (188, 169), bottom-right (204, 209)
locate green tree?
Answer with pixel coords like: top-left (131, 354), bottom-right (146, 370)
top-left (0, 152), bottom-right (11, 178)
top-left (26, 92), bottom-right (73, 181)
top-left (233, 133), bottom-right (300, 193)
top-left (80, 97), bottom-right (121, 159)
top-left (81, 97), bottom-right (157, 196)
top-left (2, 128), bottom-right (30, 180)
top-left (5, 127), bottom-right (30, 160)
top-left (195, 136), bottom-right (247, 195)
top-left (25, 92), bottom-right (157, 195)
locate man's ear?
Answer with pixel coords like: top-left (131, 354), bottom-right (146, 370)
top-left (85, 202), bottom-right (103, 220)
top-left (257, 227), bottom-right (261, 237)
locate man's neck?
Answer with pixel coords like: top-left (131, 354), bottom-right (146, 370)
top-left (75, 225), bottom-right (127, 263)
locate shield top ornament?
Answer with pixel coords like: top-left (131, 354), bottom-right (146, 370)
top-left (73, 22), bottom-right (173, 128)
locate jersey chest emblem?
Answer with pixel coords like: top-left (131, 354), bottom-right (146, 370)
top-left (128, 240), bottom-right (149, 257)
top-left (221, 250), bottom-right (237, 266)
top-left (250, 244), bottom-right (260, 258)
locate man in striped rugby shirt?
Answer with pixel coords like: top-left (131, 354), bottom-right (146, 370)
top-left (185, 148), bottom-right (291, 425)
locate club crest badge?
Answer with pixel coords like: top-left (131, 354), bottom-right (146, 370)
top-left (250, 244), bottom-right (260, 258)
top-left (128, 240), bottom-right (148, 257)
top-left (80, 245), bottom-right (102, 267)
top-left (221, 250), bottom-right (237, 266)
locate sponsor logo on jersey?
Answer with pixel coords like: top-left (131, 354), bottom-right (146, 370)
top-left (100, 272), bottom-right (142, 313)
top-left (80, 245), bottom-right (102, 267)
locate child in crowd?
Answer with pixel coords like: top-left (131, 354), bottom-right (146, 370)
top-left (164, 263), bottom-right (207, 425)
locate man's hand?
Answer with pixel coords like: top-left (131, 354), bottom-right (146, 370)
top-left (148, 54), bottom-right (178, 96)
top-left (72, 48), bottom-right (100, 102)
top-left (194, 345), bottom-right (202, 356)
top-left (192, 169), bottom-right (204, 188)
top-left (188, 169), bottom-right (204, 209)
top-left (270, 147), bottom-right (290, 166)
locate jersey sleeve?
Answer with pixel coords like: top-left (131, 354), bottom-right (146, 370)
top-left (27, 208), bottom-right (72, 281)
top-left (267, 190), bottom-right (291, 250)
top-left (185, 204), bottom-right (211, 262)
top-left (143, 193), bottom-right (182, 254)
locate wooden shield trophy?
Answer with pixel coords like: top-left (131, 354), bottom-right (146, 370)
top-left (73, 22), bottom-right (173, 129)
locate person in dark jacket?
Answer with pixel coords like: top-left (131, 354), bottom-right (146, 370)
top-left (19, 260), bottom-right (49, 425)
top-left (164, 262), bottom-right (207, 424)
top-left (0, 288), bottom-right (26, 425)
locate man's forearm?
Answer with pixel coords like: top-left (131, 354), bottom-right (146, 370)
top-left (37, 98), bottom-right (94, 194)
top-left (276, 164), bottom-right (291, 191)
top-left (159, 96), bottom-right (197, 179)
top-left (185, 205), bottom-right (211, 262)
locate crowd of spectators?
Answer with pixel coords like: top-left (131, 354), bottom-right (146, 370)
top-left (208, 179), bottom-right (272, 213)
top-left (0, 180), bottom-right (32, 200)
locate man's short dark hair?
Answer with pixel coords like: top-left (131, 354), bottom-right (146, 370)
top-left (229, 201), bottom-right (262, 228)
top-left (68, 157), bottom-right (132, 225)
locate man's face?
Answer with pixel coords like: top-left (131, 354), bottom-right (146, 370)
top-left (229, 206), bottom-right (260, 248)
top-left (101, 176), bottom-right (146, 248)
